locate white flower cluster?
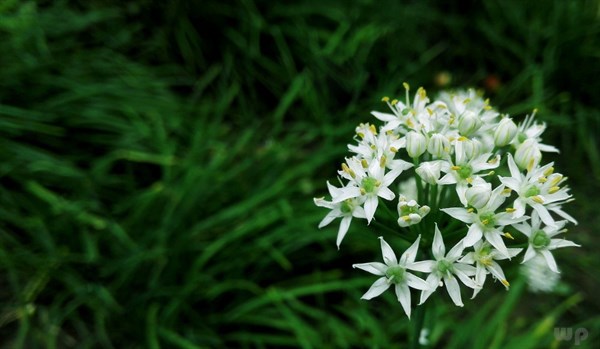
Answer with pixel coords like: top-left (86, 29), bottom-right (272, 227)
top-left (314, 85), bottom-right (579, 318)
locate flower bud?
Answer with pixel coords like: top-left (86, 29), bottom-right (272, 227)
top-left (494, 117), bottom-right (518, 146)
top-left (397, 196), bottom-right (430, 227)
top-left (458, 110), bottom-right (482, 136)
top-left (514, 139), bottom-right (542, 171)
top-left (465, 181), bottom-right (492, 209)
top-left (416, 161), bottom-right (442, 184)
top-left (462, 138), bottom-right (482, 159)
top-left (427, 133), bottom-right (449, 158)
top-left (406, 131), bottom-right (427, 158)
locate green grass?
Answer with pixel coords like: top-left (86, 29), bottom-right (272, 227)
top-left (0, 0), bottom-right (599, 347)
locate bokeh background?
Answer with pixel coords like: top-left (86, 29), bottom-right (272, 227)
top-left (0, 0), bottom-right (599, 348)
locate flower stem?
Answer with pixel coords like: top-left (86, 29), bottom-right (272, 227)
top-left (410, 301), bottom-right (427, 349)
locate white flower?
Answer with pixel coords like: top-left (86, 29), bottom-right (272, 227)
top-left (460, 241), bottom-right (521, 298)
top-left (335, 157), bottom-right (411, 222)
top-left (413, 225), bottom-right (479, 307)
top-left (348, 124), bottom-right (409, 172)
top-left (458, 110), bottom-right (482, 136)
top-left (415, 160), bottom-right (443, 185)
top-left (514, 138), bottom-right (542, 172)
top-left (427, 133), bottom-right (450, 158)
top-left (441, 184), bottom-right (528, 257)
top-left (514, 211), bottom-right (580, 273)
top-left (353, 236), bottom-right (432, 318)
top-left (406, 131), bottom-right (427, 158)
top-left (513, 111), bottom-right (559, 154)
top-left (438, 140), bottom-right (500, 206)
top-left (494, 117), bottom-right (518, 146)
top-left (314, 182), bottom-right (367, 248)
top-left (521, 253), bottom-right (560, 292)
top-left (397, 195), bottom-right (430, 227)
top-left (500, 154), bottom-right (572, 228)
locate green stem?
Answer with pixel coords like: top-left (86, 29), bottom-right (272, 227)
top-left (410, 301), bottom-right (427, 349)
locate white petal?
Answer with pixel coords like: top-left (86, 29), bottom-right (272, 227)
top-left (395, 283), bottom-right (412, 319)
top-left (352, 206), bottom-right (367, 219)
top-left (352, 262), bottom-right (388, 276)
top-left (406, 273), bottom-right (431, 291)
top-left (531, 203), bottom-right (557, 228)
top-left (331, 186), bottom-right (362, 203)
top-left (512, 199), bottom-right (526, 219)
top-left (419, 274), bottom-right (440, 305)
top-left (379, 236), bottom-right (398, 265)
top-left (371, 111), bottom-right (397, 122)
top-left (495, 248), bottom-right (522, 260)
top-left (336, 216), bottom-right (352, 248)
top-left (406, 260), bottom-right (436, 273)
top-left (364, 195), bottom-right (379, 223)
top-left (400, 235), bottom-right (421, 264)
top-left (507, 153), bottom-right (521, 178)
top-left (447, 240), bottom-right (465, 260)
top-left (463, 224), bottom-right (483, 247)
top-left (361, 277), bottom-right (391, 300)
top-left (444, 275), bottom-right (464, 307)
top-left (521, 246), bottom-right (536, 264)
top-left (456, 183), bottom-right (468, 207)
top-left (487, 261), bottom-right (508, 288)
top-left (437, 173), bottom-right (457, 185)
top-left (378, 186), bottom-right (395, 201)
top-left (540, 249), bottom-right (559, 273)
top-left (549, 239), bottom-right (580, 249)
top-left (432, 224), bottom-right (446, 259)
top-left (484, 231), bottom-right (510, 259)
top-left (441, 207), bottom-right (473, 223)
top-left (318, 210), bottom-right (340, 228)
top-left (499, 176), bottom-right (521, 192)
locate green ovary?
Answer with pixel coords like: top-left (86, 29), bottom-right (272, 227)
top-left (362, 177), bottom-right (378, 193)
top-left (479, 212), bottom-right (496, 227)
top-left (340, 200), bottom-right (353, 214)
top-left (524, 185), bottom-right (540, 198)
top-left (531, 230), bottom-right (551, 249)
top-left (458, 165), bottom-right (473, 179)
top-left (437, 259), bottom-right (454, 274)
top-left (385, 266), bottom-right (406, 284)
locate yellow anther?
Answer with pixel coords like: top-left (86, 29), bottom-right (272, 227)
top-left (549, 186), bottom-right (560, 194)
top-left (370, 144), bottom-right (376, 150)
top-left (390, 147), bottom-right (398, 153)
top-left (444, 146), bottom-right (450, 152)
top-left (448, 136), bottom-right (455, 142)
top-left (382, 96), bottom-right (390, 102)
top-left (481, 219), bottom-right (489, 225)
top-left (427, 108), bottom-right (433, 116)
top-left (481, 258), bottom-right (493, 266)
top-left (360, 188), bottom-right (366, 195)
top-left (533, 108), bottom-right (538, 114)
top-left (544, 167), bottom-right (554, 176)
top-left (487, 170), bottom-right (495, 176)
top-left (369, 124), bottom-right (377, 135)
top-left (391, 99), bottom-right (399, 105)
top-left (532, 195), bottom-right (544, 204)
top-left (501, 279), bottom-right (510, 287)
top-left (375, 180), bottom-right (381, 187)
top-left (342, 163), bottom-right (355, 178)
top-left (503, 232), bottom-right (514, 240)
top-left (484, 98), bottom-right (490, 105)
top-left (484, 105), bottom-right (492, 110)
top-left (449, 116), bottom-right (455, 125)
top-left (451, 165), bottom-right (461, 171)
top-left (406, 118), bottom-right (414, 128)
top-left (466, 177), bottom-right (473, 184)
top-left (379, 156), bottom-right (387, 168)
top-left (467, 208), bottom-right (475, 213)
top-left (550, 175), bottom-right (563, 187)
top-left (505, 207), bottom-right (516, 213)
top-left (463, 98), bottom-right (471, 104)
top-left (361, 159), bottom-right (368, 168)
top-left (418, 87), bottom-right (426, 98)
top-left (501, 188), bottom-right (512, 195)
top-left (403, 82), bottom-right (410, 91)
top-left (402, 215), bottom-right (411, 222)
top-left (527, 159), bottom-right (535, 172)
top-left (458, 136), bottom-right (468, 141)
top-left (488, 157), bottom-right (498, 164)
top-left (538, 176), bottom-right (547, 183)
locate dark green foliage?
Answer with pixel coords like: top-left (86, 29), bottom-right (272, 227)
top-left (0, 0), bottom-right (598, 347)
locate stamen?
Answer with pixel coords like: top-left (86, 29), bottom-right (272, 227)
top-left (532, 195), bottom-right (544, 204)
top-left (466, 177), bottom-right (473, 184)
top-left (501, 188), bottom-right (512, 195)
top-left (503, 232), bottom-right (514, 240)
top-left (451, 165), bottom-right (461, 171)
top-left (391, 99), bottom-right (399, 106)
top-left (360, 188), bottom-right (366, 195)
top-left (501, 279), bottom-right (510, 287)
top-left (342, 163), bottom-right (355, 178)
top-left (544, 167), bottom-right (554, 176)
top-left (381, 96), bottom-right (390, 102)
top-left (357, 132), bottom-right (365, 139)
top-left (361, 159), bottom-right (368, 168)
top-left (505, 208), bottom-right (516, 213)
top-left (369, 124), bottom-right (377, 135)
top-left (458, 136), bottom-right (468, 141)
top-left (467, 208), bottom-right (474, 213)
top-left (379, 156), bottom-right (387, 168)
top-left (390, 147), bottom-right (398, 153)
top-left (481, 219), bottom-right (489, 225)
top-left (548, 186), bottom-right (560, 194)
top-left (463, 98), bottom-right (471, 104)
top-left (538, 176), bottom-right (547, 183)
top-left (375, 180), bottom-right (381, 187)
